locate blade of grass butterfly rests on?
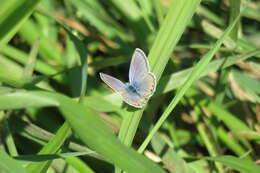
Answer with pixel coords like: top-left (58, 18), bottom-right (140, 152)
top-left (137, 9), bottom-right (243, 154)
top-left (0, 0), bottom-right (41, 49)
top-left (203, 155), bottom-right (260, 173)
top-left (117, 0), bottom-right (201, 149)
top-left (116, 1), bottom-right (201, 172)
top-left (0, 150), bottom-right (28, 173)
top-left (0, 91), bottom-right (166, 173)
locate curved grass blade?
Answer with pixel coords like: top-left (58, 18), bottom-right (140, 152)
top-left (15, 151), bottom-right (90, 163)
top-left (25, 122), bottom-right (71, 173)
top-left (0, 91), bottom-right (166, 173)
top-left (0, 150), bottom-right (27, 173)
top-left (204, 155), bottom-right (260, 173)
top-left (156, 50), bottom-right (260, 96)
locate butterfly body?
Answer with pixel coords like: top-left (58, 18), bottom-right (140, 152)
top-left (126, 83), bottom-right (141, 95)
top-left (100, 48), bottom-right (156, 108)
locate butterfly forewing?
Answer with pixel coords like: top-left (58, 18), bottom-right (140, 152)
top-left (100, 73), bottom-right (126, 94)
top-left (129, 48), bottom-right (149, 83)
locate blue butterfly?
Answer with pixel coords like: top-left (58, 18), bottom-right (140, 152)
top-left (100, 48), bottom-right (156, 108)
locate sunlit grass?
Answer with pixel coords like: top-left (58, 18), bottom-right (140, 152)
top-left (0, 0), bottom-right (260, 173)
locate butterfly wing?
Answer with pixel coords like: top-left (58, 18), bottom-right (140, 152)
top-left (129, 48), bottom-right (156, 99)
top-left (121, 90), bottom-right (146, 108)
top-left (100, 72), bottom-right (146, 108)
top-left (135, 72), bottom-right (156, 98)
top-left (129, 48), bottom-right (149, 83)
top-left (100, 73), bottom-right (126, 94)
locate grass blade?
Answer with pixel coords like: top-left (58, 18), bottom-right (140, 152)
top-left (204, 155), bottom-right (260, 173)
top-left (116, 1), bottom-right (201, 172)
top-left (118, 0), bottom-right (201, 148)
top-left (0, 0), bottom-right (41, 49)
top-left (0, 150), bottom-right (27, 173)
top-left (0, 91), bottom-right (166, 173)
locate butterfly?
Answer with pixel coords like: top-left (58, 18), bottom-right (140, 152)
top-left (100, 48), bottom-right (156, 108)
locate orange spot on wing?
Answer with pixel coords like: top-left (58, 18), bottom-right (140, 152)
top-left (144, 80), bottom-right (155, 97)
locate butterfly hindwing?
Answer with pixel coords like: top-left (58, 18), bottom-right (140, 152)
top-left (121, 89), bottom-right (146, 108)
top-left (134, 72), bottom-right (156, 99)
top-left (129, 48), bottom-right (156, 99)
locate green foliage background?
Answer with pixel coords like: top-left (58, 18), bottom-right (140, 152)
top-left (0, 0), bottom-right (260, 173)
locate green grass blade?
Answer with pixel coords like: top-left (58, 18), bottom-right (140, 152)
top-left (63, 26), bottom-right (88, 99)
top-left (68, 0), bottom-right (128, 41)
top-left (0, 91), bottom-right (166, 173)
top-left (151, 133), bottom-right (195, 173)
top-left (0, 112), bottom-right (18, 156)
top-left (197, 5), bottom-right (224, 26)
top-left (152, 0), bottom-right (163, 26)
top-left (149, 0), bottom-right (201, 79)
top-left (156, 50), bottom-right (260, 96)
top-left (116, 1), bottom-right (201, 172)
top-left (208, 102), bottom-right (250, 132)
top-left (15, 151), bottom-right (90, 163)
top-left (22, 41), bottom-right (40, 81)
top-left (138, 9), bottom-right (242, 154)
top-left (18, 18), bottom-right (61, 63)
top-left (0, 55), bottom-right (25, 87)
top-left (0, 0), bottom-right (41, 49)
top-left (228, 0), bottom-right (241, 40)
top-left (217, 127), bottom-right (247, 156)
top-left (25, 122), bottom-right (71, 173)
top-left (117, 0), bottom-right (201, 147)
top-left (0, 150), bottom-right (27, 173)
top-left (1, 45), bottom-right (59, 75)
top-left (204, 155), bottom-right (260, 173)
top-left (65, 155), bottom-right (95, 173)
